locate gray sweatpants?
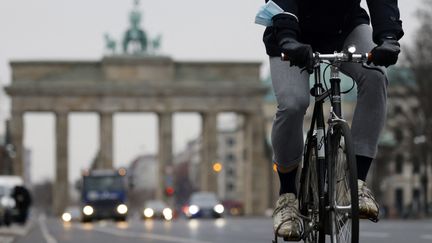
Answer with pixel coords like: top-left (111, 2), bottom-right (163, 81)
top-left (270, 24), bottom-right (388, 168)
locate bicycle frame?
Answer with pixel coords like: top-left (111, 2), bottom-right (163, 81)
top-left (304, 62), bottom-right (345, 237)
top-left (281, 50), bottom-right (369, 243)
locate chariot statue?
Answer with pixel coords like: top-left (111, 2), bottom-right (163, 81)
top-left (122, 0), bottom-right (148, 54)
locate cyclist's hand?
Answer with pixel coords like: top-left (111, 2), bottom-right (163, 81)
top-left (280, 38), bottom-right (314, 74)
top-left (368, 37), bottom-right (400, 67)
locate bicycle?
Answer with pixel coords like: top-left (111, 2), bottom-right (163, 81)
top-left (273, 47), bottom-right (380, 243)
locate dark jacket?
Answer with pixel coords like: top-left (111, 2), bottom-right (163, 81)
top-left (264, 0), bottom-right (404, 56)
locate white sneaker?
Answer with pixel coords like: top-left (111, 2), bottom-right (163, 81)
top-left (358, 180), bottom-right (379, 222)
top-left (273, 193), bottom-right (302, 241)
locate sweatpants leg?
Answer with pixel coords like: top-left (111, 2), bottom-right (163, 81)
top-left (339, 24), bottom-right (388, 158)
top-left (269, 58), bottom-right (310, 168)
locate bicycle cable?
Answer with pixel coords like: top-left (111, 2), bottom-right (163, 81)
top-left (322, 62), bottom-right (356, 94)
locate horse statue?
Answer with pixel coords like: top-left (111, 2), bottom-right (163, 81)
top-left (104, 33), bottom-right (117, 55)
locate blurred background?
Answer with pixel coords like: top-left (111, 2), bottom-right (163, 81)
top-left (0, 0), bottom-right (431, 243)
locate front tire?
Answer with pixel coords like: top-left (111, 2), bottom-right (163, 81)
top-left (298, 137), bottom-right (320, 243)
top-left (328, 122), bottom-right (359, 243)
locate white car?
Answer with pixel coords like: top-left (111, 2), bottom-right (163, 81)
top-left (142, 200), bottom-right (173, 221)
top-left (61, 206), bottom-right (81, 222)
top-left (186, 192), bottom-right (224, 219)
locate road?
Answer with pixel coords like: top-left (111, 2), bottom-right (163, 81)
top-left (6, 216), bottom-right (432, 243)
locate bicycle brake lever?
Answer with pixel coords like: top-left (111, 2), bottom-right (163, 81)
top-left (361, 62), bottom-right (385, 75)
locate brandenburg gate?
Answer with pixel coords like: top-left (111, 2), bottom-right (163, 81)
top-left (5, 55), bottom-right (270, 215)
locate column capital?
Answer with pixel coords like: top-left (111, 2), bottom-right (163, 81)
top-left (157, 111), bottom-right (173, 116)
top-left (11, 110), bottom-right (24, 117)
top-left (54, 110), bottom-right (69, 116)
top-left (200, 110), bottom-right (218, 116)
top-left (99, 110), bottom-right (115, 115)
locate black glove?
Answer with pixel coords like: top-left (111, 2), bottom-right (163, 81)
top-left (280, 38), bottom-right (314, 74)
top-left (368, 36), bottom-right (401, 67)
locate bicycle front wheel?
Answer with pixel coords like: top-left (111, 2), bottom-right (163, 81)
top-left (298, 137), bottom-right (320, 243)
top-left (328, 121), bottom-right (359, 243)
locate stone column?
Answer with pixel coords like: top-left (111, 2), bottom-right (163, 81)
top-left (200, 111), bottom-right (218, 192)
top-left (157, 112), bottom-right (173, 201)
top-left (99, 112), bottom-right (114, 169)
top-left (53, 111), bottom-right (69, 215)
top-left (10, 111), bottom-right (24, 177)
top-left (243, 112), bottom-right (270, 215)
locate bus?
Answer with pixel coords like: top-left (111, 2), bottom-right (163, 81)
top-left (80, 169), bottom-right (128, 222)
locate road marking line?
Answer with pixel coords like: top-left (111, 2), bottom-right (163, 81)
top-left (421, 234), bottom-right (432, 240)
top-left (361, 232), bottom-right (390, 238)
top-left (0, 236), bottom-right (14, 243)
top-left (0, 221), bottom-right (33, 236)
top-left (77, 225), bottom-right (213, 243)
top-left (38, 215), bottom-right (58, 243)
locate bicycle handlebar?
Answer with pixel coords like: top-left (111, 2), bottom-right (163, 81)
top-left (281, 52), bottom-right (372, 63)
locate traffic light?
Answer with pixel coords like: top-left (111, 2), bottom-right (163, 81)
top-left (165, 187), bottom-right (175, 196)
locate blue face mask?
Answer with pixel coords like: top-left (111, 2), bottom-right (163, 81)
top-left (255, 0), bottom-right (284, 27)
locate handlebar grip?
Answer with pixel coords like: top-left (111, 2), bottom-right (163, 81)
top-left (281, 52), bottom-right (290, 61)
top-left (367, 52), bottom-right (373, 63)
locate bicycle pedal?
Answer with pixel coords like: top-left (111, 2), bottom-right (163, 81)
top-left (283, 237), bottom-right (301, 242)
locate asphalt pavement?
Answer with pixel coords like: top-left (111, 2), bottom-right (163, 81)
top-left (5, 215), bottom-right (432, 243)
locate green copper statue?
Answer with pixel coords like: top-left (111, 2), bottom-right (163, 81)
top-left (104, 33), bottom-right (117, 54)
top-left (123, 0), bottom-right (148, 54)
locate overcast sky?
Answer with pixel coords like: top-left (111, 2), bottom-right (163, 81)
top-left (0, 0), bottom-right (424, 183)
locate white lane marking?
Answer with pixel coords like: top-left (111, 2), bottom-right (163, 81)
top-left (76, 224), bottom-right (213, 243)
top-left (38, 215), bottom-right (58, 243)
top-left (0, 221), bottom-right (33, 236)
top-left (0, 236), bottom-right (14, 243)
top-left (420, 234), bottom-right (432, 240)
top-left (361, 231), bottom-right (390, 238)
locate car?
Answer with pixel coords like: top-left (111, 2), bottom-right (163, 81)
top-left (142, 200), bottom-right (173, 221)
top-left (186, 192), bottom-right (224, 219)
top-left (61, 206), bottom-right (81, 222)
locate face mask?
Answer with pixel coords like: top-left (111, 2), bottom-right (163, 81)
top-left (255, 0), bottom-right (284, 27)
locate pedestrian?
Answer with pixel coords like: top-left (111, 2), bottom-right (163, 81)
top-left (11, 185), bottom-right (32, 224)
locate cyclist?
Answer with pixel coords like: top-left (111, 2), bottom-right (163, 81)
top-left (262, 0), bottom-right (404, 240)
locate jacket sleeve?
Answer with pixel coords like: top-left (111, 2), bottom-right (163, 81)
top-left (270, 0), bottom-right (301, 46)
top-left (366, 0), bottom-right (404, 44)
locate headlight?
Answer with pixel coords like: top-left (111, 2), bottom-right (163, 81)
top-left (1, 197), bottom-right (15, 208)
top-left (83, 205), bottom-right (94, 216)
top-left (62, 212), bottom-right (72, 222)
top-left (189, 205), bottom-right (199, 215)
top-left (144, 208), bottom-right (154, 218)
top-left (163, 208), bottom-right (173, 221)
top-left (117, 204), bottom-right (128, 214)
top-left (214, 204), bottom-right (224, 214)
